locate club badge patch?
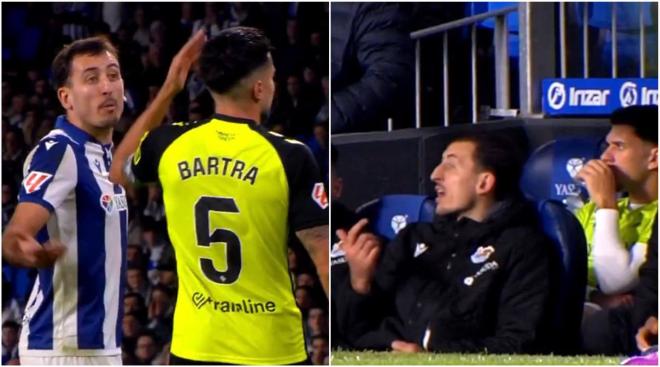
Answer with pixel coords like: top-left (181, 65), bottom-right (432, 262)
top-left (470, 246), bottom-right (495, 264)
top-left (311, 182), bottom-right (328, 209)
top-left (22, 171), bottom-right (53, 194)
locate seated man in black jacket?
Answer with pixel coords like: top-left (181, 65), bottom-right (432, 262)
top-left (334, 133), bottom-right (552, 353)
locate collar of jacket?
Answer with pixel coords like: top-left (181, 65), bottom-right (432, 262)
top-left (431, 198), bottom-right (537, 239)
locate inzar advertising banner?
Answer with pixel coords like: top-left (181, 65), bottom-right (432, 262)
top-left (542, 78), bottom-right (658, 116)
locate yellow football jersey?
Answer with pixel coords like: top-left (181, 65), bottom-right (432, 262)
top-left (131, 114), bottom-right (328, 364)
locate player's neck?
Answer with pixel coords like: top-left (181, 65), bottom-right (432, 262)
top-left (628, 174), bottom-right (658, 205)
top-left (457, 196), bottom-right (496, 223)
top-left (213, 98), bottom-right (262, 125)
top-left (66, 114), bottom-right (113, 144)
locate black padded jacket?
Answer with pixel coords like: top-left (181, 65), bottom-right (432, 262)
top-left (333, 199), bottom-right (552, 353)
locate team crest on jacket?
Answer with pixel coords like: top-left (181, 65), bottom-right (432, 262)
top-left (470, 246), bottom-right (495, 264)
top-left (312, 182), bottom-right (328, 209)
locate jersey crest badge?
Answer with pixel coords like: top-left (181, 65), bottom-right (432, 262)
top-left (22, 171), bottom-right (53, 194)
top-left (312, 182), bottom-right (328, 209)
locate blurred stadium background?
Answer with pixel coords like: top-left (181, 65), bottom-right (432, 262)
top-left (2, 2), bottom-right (329, 365)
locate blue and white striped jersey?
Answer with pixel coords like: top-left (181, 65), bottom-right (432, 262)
top-left (17, 116), bottom-right (127, 357)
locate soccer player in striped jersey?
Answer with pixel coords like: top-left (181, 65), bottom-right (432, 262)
top-left (2, 37), bottom-right (127, 364)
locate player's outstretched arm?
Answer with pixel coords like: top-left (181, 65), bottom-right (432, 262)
top-left (297, 225), bottom-right (329, 297)
top-left (109, 30), bottom-right (207, 186)
top-left (2, 203), bottom-right (65, 268)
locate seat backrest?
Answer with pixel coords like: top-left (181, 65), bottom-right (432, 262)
top-left (536, 199), bottom-right (588, 355)
top-left (356, 194), bottom-right (435, 240)
top-left (521, 137), bottom-right (604, 210)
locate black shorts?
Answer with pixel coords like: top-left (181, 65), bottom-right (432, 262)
top-left (169, 353), bottom-right (311, 365)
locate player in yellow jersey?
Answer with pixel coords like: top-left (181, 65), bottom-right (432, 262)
top-left (110, 28), bottom-right (329, 365)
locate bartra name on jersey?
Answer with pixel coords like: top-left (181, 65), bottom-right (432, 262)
top-left (177, 156), bottom-right (258, 184)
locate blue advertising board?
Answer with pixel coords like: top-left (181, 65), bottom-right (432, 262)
top-left (542, 78), bottom-right (658, 116)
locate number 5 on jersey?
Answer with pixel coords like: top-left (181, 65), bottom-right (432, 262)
top-left (194, 196), bottom-right (242, 284)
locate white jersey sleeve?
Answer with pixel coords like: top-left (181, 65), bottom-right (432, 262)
top-left (19, 136), bottom-right (78, 211)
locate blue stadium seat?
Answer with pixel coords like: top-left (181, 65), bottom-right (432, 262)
top-left (355, 195), bottom-right (435, 240)
top-left (522, 138), bottom-right (596, 353)
top-left (535, 199), bottom-right (588, 354)
top-left (520, 136), bottom-right (604, 211)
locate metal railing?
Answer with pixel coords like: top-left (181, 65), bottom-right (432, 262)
top-left (411, 5), bottom-right (519, 128)
top-left (412, 2), bottom-right (654, 129)
top-left (557, 2), bottom-right (649, 78)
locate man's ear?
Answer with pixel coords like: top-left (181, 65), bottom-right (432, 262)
top-left (648, 146), bottom-right (658, 170)
top-left (252, 80), bottom-right (264, 102)
top-left (57, 87), bottom-right (72, 111)
top-left (476, 171), bottom-right (496, 195)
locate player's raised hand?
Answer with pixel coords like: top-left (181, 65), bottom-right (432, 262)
top-left (109, 29), bottom-right (207, 186)
top-left (575, 159), bottom-right (617, 209)
top-left (337, 219), bottom-right (381, 294)
top-left (164, 29), bottom-right (207, 94)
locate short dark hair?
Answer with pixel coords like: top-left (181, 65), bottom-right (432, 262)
top-left (452, 133), bottom-right (525, 201)
top-left (136, 330), bottom-right (158, 344)
top-left (2, 320), bottom-right (19, 331)
top-left (123, 310), bottom-right (142, 322)
top-left (199, 27), bottom-right (273, 94)
top-left (610, 105), bottom-right (658, 145)
top-left (51, 37), bottom-right (119, 89)
top-left (151, 284), bottom-right (173, 298)
top-left (125, 292), bottom-right (145, 304)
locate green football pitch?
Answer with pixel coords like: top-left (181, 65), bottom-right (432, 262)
top-left (331, 350), bottom-right (623, 365)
